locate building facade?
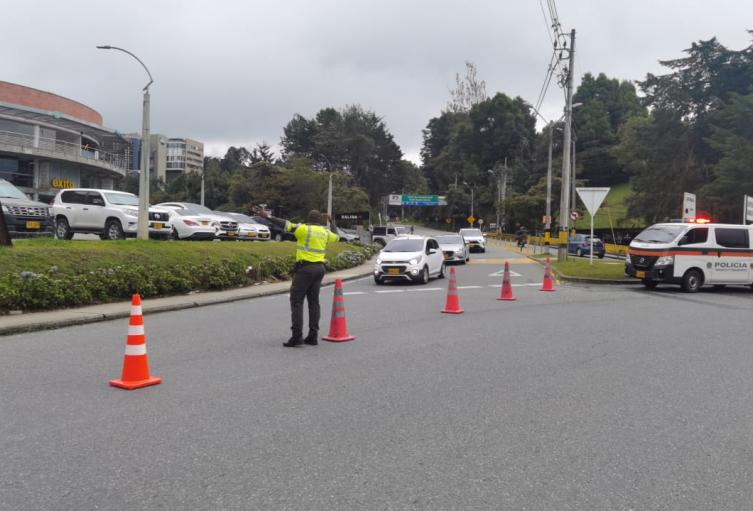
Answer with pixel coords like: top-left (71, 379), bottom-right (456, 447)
top-left (0, 81), bottom-right (130, 201)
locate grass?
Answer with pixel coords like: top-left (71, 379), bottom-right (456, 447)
top-left (0, 238), bottom-right (353, 275)
top-left (532, 253), bottom-right (631, 280)
top-left (573, 182), bottom-right (645, 230)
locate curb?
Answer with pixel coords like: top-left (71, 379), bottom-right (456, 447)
top-left (525, 255), bottom-right (640, 285)
top-left (0, 259), bottom-right (375, 337)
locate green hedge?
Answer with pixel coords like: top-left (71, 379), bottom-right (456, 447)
top-left (0, 241), bottom-right (380, 313)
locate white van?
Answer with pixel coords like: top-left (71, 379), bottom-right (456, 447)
top-left (626, 222), bottom-right (753, 292)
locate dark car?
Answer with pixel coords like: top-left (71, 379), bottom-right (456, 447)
top-left (0, 179), bottom-right (54, 238)
top-left (251, 215), bottom-right (296, 241)
top-left (568, 233), bottom-right (605, 258)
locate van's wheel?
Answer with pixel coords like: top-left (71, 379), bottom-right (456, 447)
top-left (642, 279), bottom-right (658, 289)
top-left (55, 217), bottom-right (73, 240)
top-left (168, 229), bottom-right (179, 241)
top-left (681, 269), bottom-right (703, 293)
top-left (103, 219), bottom-right (125, 240)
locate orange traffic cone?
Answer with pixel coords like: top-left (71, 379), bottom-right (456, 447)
top-left (441, 267), bottom-right (464, 314)
top-left (109, 294), bottom-right (162, 390)
top-left (540, 258), bottom-right (556, 292)
top-left (322, 279), bottom-right (355, 342)
top-left (497, 261), bottom-right (517, 301)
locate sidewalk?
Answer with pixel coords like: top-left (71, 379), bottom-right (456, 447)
top-left (0, 259), bottom-right (376, 337)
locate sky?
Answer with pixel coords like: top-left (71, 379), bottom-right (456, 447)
top-left (3, 1), bottom-right (751, 164)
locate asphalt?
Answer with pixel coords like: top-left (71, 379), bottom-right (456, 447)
top-left (2, 229), bottom-right (753, 510)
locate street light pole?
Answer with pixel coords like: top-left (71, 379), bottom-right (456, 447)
top-left (558, 29), bottom-right (576, 261)
top-left (545, 123), bottom-right (553, 234)
top-left (97, 45), bottom-right (153, 241)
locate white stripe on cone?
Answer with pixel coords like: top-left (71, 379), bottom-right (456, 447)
top-left (128, 324), bottom-right (145, 336)
top-left (130, 305), bottom-right (143, 317)
top-left (124, 344), bottom-right (147, 356)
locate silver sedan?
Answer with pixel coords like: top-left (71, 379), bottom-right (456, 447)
top-left (436, 234), bottom-right (470, 264)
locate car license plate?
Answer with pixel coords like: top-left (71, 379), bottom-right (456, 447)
top-left (387, 268), bottom-right (400, 275)
top-left (636, 270), bottom-right (646, 278)
top-left (201, 221), bottom-right (209, 225)
top-left (227, 231), bottom-right (237, 237)
top-left (153, 223), bottom-right (163, 229)
top-left (25, 221), bottom-right (40, 229)
top-left (444, 254), bottom-right (451, 260)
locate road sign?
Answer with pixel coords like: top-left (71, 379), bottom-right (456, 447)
top-left (445, 218), bottom-right (452, 224)
top-left (402, 194), bottom-right (439, 206)
top-left (542, 215), bottom-right (551, 225)
top-left (575, 187), bottom-right (611, 265)
top-left (489, 222), bottom-right (497, 229)
top-left (478, 218), bottom-right (484, 225)
top-left (467, 215), bottom-right (475, 225)
top-left (682, 192), bottom-right (696, 221)
top-left (570, 211), bottom-right (579, 221)
top-left (388, 194), bottom-right (402, 206)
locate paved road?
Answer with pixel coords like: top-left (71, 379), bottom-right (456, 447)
top-left (2, 231), bottom-right (753, 510)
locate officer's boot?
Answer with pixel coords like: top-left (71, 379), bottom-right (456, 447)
top-left (304, 330), bottom-right (318, 346)
top-left (283, 329), bottom-right (304, 348)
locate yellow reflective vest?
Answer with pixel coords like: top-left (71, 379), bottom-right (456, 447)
top-left (286, 222), bottom-right (339, 262)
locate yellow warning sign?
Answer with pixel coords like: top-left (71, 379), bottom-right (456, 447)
top-left (467, 215), bottom-right (475, 225)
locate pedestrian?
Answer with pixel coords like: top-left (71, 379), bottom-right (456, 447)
top-left (410, 225), bottom-right (414, 234)
top-left (254, 207), bottom-right (339, 347)
top-left (516, 228), bottom-right (528, 252)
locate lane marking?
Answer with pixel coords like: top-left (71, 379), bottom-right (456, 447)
top-left (343, 291), bottom-right (366, 296)
top-left (457, 285), bottom-right (482, 289)
top-left (375, 289), bottom-right (405, 294)
top-left (488, 269), bottom-right (523, 277)
top-left (489, 283), bottom-right (541, 288)
top-left (406, 287), bottom-right (443, 292)
top-left (467, 258), bottom-right (538, 265)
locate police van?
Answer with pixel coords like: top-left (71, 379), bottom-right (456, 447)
top-left (625, 222), bottom-right (753, 292)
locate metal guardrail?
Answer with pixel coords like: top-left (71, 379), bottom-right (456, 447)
top-left (0, 130), bottom-right (129, 172)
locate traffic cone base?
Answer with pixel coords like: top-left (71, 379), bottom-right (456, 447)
top-left (322, 279), bottom-right (356, 342)
top-left (497, 261), bottom-right (517, 301)
top-left (110, 294), bottom-right (162, 390)
top-left (109, 376), bottom-right (162, 390)
top-left (441, 267), bottom-right (464, 314)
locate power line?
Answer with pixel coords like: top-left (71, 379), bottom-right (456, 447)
top-left (537, 0), bottom-right (554, 45)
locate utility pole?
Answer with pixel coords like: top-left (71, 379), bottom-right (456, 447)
top-left (545, 125), bottom-right (553, 235)
top-left (558, 28), bottom-right (575, 261)
top-left (0, 200), bottom-right (12, 246)
top-left (570, 134), bottom-right (577, 219)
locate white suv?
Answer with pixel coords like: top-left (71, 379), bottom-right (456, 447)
top-left (51, 189), bottom-right (173, 240)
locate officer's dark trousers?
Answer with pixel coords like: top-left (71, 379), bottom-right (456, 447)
top-left (289, 262), bottom-right (326, 339)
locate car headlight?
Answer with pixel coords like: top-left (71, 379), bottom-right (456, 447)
top-left (124, 208), bottom-right (139, 217)
top-left (655, 255), bottom-right (674, 266)
top-left (376, 258), bottom-right (382, 264)
top-left (1, 204), bottom-right (8, 214)
top-left (409, 258), bottom-right (419, 266)
top-left (455, 248), bottom-right (464, 255)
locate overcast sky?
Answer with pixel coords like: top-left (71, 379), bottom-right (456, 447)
top-left (4, 1), bottom-right (751, 163)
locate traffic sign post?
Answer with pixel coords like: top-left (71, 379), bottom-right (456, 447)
top-left (576, 187), bottom-right (610, 265)
top-left (467, 215), bottom-right (475, 226)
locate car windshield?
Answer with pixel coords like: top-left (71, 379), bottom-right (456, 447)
top-left (437, 235), bottom-right (463, 245)
top-left (459, 229), bottom-right (482, 237)
top-left (184, 204), bottom-right (214, 215)
top-left (634, 225), bottom-right (684, 243)
top-left (0, 181), bottom-right (29, 200)
top-left (383, 239), bottom-right (424, 252)
top-left (104, 192), bottom-right (139, 206)
top-left (174, 209), bottom-right (205, 217)
top-left (224, 212), bottom-right (254, 223)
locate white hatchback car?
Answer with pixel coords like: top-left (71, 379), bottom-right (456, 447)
top-left (374, 236), bottom-right (445, 284)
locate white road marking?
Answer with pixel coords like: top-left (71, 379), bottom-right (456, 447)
top-left (407, 287), bottom-right (443, 292)
top-left (457, 285), bottom-right (482, 289)
top-left (488, 283), bottom-right (541, 288)
top-left (375, 289), bottom-right (405, 294)
top-left (488, 269), bottom-right (523, 277)
top-left (342, 291), bottom-right (366, 296)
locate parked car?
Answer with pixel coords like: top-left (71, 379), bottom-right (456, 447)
top-left (222, 212), bottom-right (271, 241)
top-left (0, 178), bottom-right (54, 237)
top-left (436, 234), bottom-right (469, 264)
top-left (160, 208), bottom-right (218, 240)
top-left (373, 236), bottom-right (445, 284)
top-left (335, 227), bottom-right (359, 243)
top-left (251, 215), bottom-right (296, 241)
top-left (156, 202), bottom-right (238, 240)
top-left (568, 234), bottom-right (605, 258)
top-left (51, 188), bottom-right (172, 240)
top-left (458, 228), bottom-right (486, 253)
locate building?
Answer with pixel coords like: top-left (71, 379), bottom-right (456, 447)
top-left (0, 81), bottom-right (131, 201)
top-left (163, 136), bottom-right (204, 181)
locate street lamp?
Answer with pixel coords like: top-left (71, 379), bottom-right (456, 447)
top-left (97, 45), bottom-right (153, 240)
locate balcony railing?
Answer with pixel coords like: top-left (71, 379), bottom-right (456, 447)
top-left (0, 130), bottom-right (129, 173)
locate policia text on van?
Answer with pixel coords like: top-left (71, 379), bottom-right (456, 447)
top-left (625, 222), bottom-right (753, 292)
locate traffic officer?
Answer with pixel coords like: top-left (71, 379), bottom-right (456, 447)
top-left (254, 208), bottom-right (339, 347)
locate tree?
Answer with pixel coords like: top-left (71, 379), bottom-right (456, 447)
top-left (446, 61), bottom-right (488, 113)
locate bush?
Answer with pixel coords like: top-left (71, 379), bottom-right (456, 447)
top-left (0, 242), bottom-right (375, 313)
